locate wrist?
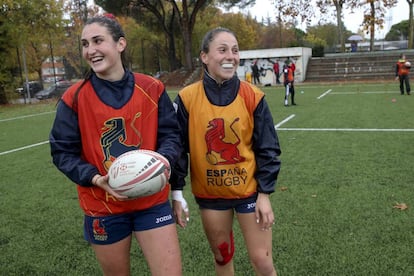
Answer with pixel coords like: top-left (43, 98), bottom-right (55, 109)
top-left (91, 174), bottom-right (101, 186)
top-left (171, 190), bottom-right (189, 214)
top-left (172, 190), bottom-right (184, 200)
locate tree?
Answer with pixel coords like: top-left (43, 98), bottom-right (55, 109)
top-left (349, 0), bottom-right (398, 51)
top-left (0, 6), bottom-right (13, 104)
top-left (307, 23), bottom-right (346, 52)
top-left (96, 0), bottom-right (258, 72)
top-left (96, 0), bottom-right (183, 71)
top-left (316, 0), bottom-right (347, 52)
top-left (385, 20), bottom-right (409, 41)
top-left (257, 21), bottom-right (279, 49)
top-left (219, 13), bottom-right (258, 50)
top-left (63, 0), bottom-right (100, 78)
top-left (0, 0), bottom-right (66, 103)
top-left (304, 33), bottom-right (327, 56)
top-left (119, 16), bottom-right (164, 74)
top-left (405, 0), bottom-right (414, 48)
top-left (274, 0), bottom-right (316, 27)
top-left (171, 0), bottom-right (208, 71)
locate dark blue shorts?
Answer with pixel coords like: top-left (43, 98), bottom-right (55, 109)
top-left (83, 200), bottom-right (175, 245)
top-left (195, 194), bottom-right (257, 213)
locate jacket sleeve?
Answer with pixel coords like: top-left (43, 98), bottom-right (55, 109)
top-left (49, 100), bottom-right (99, 186)
top-left (169, 95), bottom-right (189, 191)
top-left (252, 98), bottom-right (282, 194)
top-left (156, 91), bottom-right (183, 169)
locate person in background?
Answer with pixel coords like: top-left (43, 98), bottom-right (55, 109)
top-left (351, 41), bottom-right (358, 52)
top-left (245, 71), bottom-right (252, 83)
top-left (49, 14), bottom-right (183, 276)
top-left (395, 53), bottom-right (411, 95)
top-left (283, 60), bottom-right (296, 106)
top-left (171, 27), bottom-right (281, 276)
top-left (251, 60), bottom-right (261, 85)
top-left (284, 57), bottom-right (296, 79)
top-left (273, 60), bottom-right (281, 84)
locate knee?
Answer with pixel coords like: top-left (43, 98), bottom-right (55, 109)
top-left (250, 251), bottom-right (276, 275)
top-left (214, 231), bottom-right (235, 266)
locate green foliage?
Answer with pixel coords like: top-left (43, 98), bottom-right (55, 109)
top-left (193, 6), bottom-right (263, 51)
top-left (0, 13), bottom-right (13, 85)
top-left (219, 13), bottom-right (258, 50)
top-left (303, 32), bottom-right (328, 57)
top-left (94, 0), bottom-right (127, 15)
top-left (118, 17), bottom-right (151, 72)
top-left (385, 20), bottom-right (409, 41)
top-left (307, 23), bottom-right (338, 48)
top-left (0, 0), bottom-right (68, 103)
top-left (1, 81), bottom-right (414, 275)
top-left (193, 6), bottom-right (224, 55)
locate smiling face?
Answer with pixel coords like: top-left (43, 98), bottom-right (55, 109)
top-left (81, 23), bottom-right (126, 81)
top-left (200, 31), bottom-right (239, 83)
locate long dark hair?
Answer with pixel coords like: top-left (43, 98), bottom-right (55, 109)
top-left (71, 14), bottom-right (127, 110)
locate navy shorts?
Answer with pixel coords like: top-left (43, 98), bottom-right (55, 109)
top-left (195, 194), bottom-right (257, 213)
top-left (83, 200), bottom-right (175, 245)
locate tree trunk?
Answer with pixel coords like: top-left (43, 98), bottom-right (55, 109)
top-left (335, 2), bottom-right (345, 52)
top-left (181, 23), bottom-right (194, 71)
top-left (0, 85), bottom-right (7, 105)
top-left (369, 1), bottom-right (375, 51)
top-left (166, 31), bottom-right (182, 71)
top-left (408, 1), bottom-right (414, 49)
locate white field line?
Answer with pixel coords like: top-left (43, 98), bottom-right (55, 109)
top-left (2, 109), bottom-right (412, 156)
top-left (330, 91), bottom-right (396, 95)
top-left (0, 111), bottom-right (55, 122)
top-left (276, 128), bottom-right (414, 132)
top-left (275, 114), bottom-right (296, 129)
top-left (274, 114), bottom-right (414, 132)
top-left (0, 111), bottom-right (54, 155)
top-left (317, 89), bottom-right (332, 99)
top-left (0, 140), bottom-right (49, 156)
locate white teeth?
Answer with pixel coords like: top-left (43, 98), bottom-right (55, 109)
top-left (222, 63), bottom-right (233, 69)
top-left (91, 57), bottom-right (103, 62)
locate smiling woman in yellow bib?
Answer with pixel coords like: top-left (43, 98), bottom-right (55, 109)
top-left (171, 27), bottom-right (282, 276)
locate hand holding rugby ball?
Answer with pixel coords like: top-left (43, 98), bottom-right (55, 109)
top-left (108, 150), bottom-right (170, 198)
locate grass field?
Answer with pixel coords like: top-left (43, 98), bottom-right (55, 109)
top-left (0, 81), bottom-right (413, 275)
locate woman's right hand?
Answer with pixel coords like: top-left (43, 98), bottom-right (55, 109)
top-left (92, 174), bottom-right (129, 200)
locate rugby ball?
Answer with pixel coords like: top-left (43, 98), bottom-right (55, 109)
top-left (405, 61), bottom-right (411, 68)
top-left (108, 150), bottom-right (170, 198)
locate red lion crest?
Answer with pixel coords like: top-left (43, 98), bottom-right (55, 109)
top-left (205, 118), bottom-right (245, 165)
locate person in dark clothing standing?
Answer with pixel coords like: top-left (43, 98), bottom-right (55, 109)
top-left (395, 53), bottom-right (411, 95)
top-left (273, 61), bottom-right (281, 84)
top-left (283, 61), bottom-right (296, 106)
top-left (251, 61), bottom-right (261, 85)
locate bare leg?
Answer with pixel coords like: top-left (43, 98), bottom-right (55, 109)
top-left (200, 209), bottom-right (235, 276)
top-left (91, 235), bottom-right (132, 276)
top-left (237, 212), bottom-right (277, 276)
top-left (135, 224), bottom-right (182, 276)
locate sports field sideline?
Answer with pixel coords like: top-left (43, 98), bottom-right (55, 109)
top-left (0, 81), bottom-right (413, 275)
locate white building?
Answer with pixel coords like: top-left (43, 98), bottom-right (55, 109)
top-left (237, 47), bottom-right (312, 85)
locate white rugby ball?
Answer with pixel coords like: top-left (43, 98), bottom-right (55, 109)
top-left (405, 61), bottom-right (411, 68)
top-left (108, 150), bottom-right (170, 198)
